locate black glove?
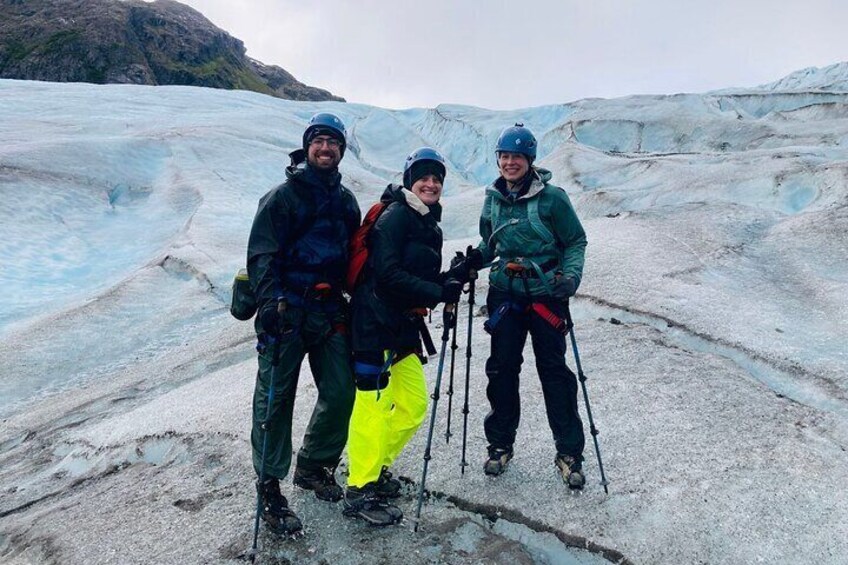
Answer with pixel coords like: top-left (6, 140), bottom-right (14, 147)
top-left (440, 278), bottom-right (463, 304)
top-left (445, 255), bottom-right (470, 284)
top-left (550, 276), bottom-right (577, 300)
top-left (465, 246), bottom-right (484, 271)
top-left (446, 246), bottom-right (484, 283)
top-left (259, 300), bottom-right (288, 335)
top-left (449, 251), bottom-right (466, 270)
top-left (449, 246), bottom-right (484, 270)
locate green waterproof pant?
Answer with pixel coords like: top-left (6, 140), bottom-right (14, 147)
top-left (251, 305), bottom-right (355, 480)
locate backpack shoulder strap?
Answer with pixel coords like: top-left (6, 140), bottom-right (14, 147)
top-left (489, 195), bottom-right (502, 232)
top-left (345, 201), bottom-right (389, 292)
top-left (526, 196), bottom-right (554, 242)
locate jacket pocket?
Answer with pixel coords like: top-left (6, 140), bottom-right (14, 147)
top-left (371, 290), bottom-right (403, 334)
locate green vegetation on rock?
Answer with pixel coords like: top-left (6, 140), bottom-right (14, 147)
top-left (0, 0), bottom-right (343, 101)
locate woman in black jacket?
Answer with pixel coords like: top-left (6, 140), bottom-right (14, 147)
top-left (344, 148), bottom-right (466, 525)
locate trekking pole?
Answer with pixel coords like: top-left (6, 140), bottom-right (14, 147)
top-left (414, 302), bottom-right (456, 532)
top-left (460, 270), bottom-right (477, 475)
top-left (248, 336), bottom-right (282, 562)
top-left (444, 302), bottom-right (459, 444)
top-left (564, 303), bottom-right (609, 494)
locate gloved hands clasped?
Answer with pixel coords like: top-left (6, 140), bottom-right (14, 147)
top-left (444, 246), bottom-right (484, 284)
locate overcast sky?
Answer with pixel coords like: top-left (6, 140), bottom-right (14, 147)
top-left (179, 0), bottom-right (848, 110)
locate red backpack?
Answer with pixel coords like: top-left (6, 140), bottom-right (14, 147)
top-left (346, 201), bottom-right (389, 293)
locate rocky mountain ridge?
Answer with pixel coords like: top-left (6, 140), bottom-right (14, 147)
top-left (0, 0), bottom-right (343, 101)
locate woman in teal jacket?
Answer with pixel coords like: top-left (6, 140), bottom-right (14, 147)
top-left (472, 123), bottom-right (589, 489)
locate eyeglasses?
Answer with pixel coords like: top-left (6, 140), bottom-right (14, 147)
top-left (309, 136), bottom-right (341, 148)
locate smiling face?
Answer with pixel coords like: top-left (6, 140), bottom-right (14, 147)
top-left (410, 173), bottom-right (443, 205)
top-left (307, 135), bottom-right (342, 170)
top-left (497, 151), bottom-right (530, 185)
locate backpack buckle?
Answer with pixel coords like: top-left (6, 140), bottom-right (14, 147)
top-left (505, 260), bottom-right (528, 278)
top-left (312, 282), bottom-right (333, 300)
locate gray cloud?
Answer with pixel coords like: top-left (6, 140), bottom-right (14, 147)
top-left (181, 0), bottom-right (848, 109)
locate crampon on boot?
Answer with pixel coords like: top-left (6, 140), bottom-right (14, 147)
top-left (375, 466), bottom-right (402, 499)
top-left (555, 454), bottom-right (586, 490)
top-left (293, 465), bottom-right (343, 502)
top-left (343, 483), bottom-right (403, 526)
top-left (483, 447), bottom-right (513, 476)
top-left (258, 478), bottom-right (303, 535)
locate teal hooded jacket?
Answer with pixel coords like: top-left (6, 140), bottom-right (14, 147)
top-left (477, 167), bottom-right (586, 297)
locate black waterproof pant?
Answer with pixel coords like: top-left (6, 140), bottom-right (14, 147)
top-left (483, 288), bottom-right (585, 459)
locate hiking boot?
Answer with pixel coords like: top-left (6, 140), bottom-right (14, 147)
top-left (343, 483), bottom-right (403, 526)
top-left (555, 454), bottom-right (586, 490)
top-left (293, 465), bottom-right (343, 502)
top-left (483, 447), bottom-right (513, 476)
top-left (258, 478), bottom-right (303, 535)
top-left (375, 466), bottom-right (402, 499)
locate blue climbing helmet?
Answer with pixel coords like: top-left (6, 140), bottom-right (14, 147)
top-left (303, 112), bottom-right (347, 156)
top-left (403, 147), bottom-right (447, 188)
top-left (495, 123), bottom-right (537, 163)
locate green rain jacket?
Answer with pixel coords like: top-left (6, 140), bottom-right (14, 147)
top-left (477, 167), bottom-right (587, 297)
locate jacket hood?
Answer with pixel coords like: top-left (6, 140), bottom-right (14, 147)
top-left (380, 184), bottom-right (442, 221)
top-left (285, 148), bottom-right (306, 179)
top-left (534, 167), bottom-right (552, 184)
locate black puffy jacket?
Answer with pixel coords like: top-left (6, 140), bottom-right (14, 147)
top-left (352, 185), bottom-right (445, 354)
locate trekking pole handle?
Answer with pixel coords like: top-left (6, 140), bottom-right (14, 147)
top-left (443, 303), bottom-right (456, 329)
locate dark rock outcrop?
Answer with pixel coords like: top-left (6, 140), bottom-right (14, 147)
top-left (0, 0), bottom-right (344, 101)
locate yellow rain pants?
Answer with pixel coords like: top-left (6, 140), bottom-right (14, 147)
top-left (346, 352), bottom-right (428, 487)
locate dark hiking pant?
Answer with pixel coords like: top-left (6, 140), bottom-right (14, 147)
top-left (483, 289), bottom-right (585, 458)
top-left (251, 305), bottom-right (355, 480)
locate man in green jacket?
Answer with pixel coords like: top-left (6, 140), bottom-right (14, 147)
top-left (471, 123), bottom-right (588, 489)
top-left (247, 113), bottom-right (361, 534)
